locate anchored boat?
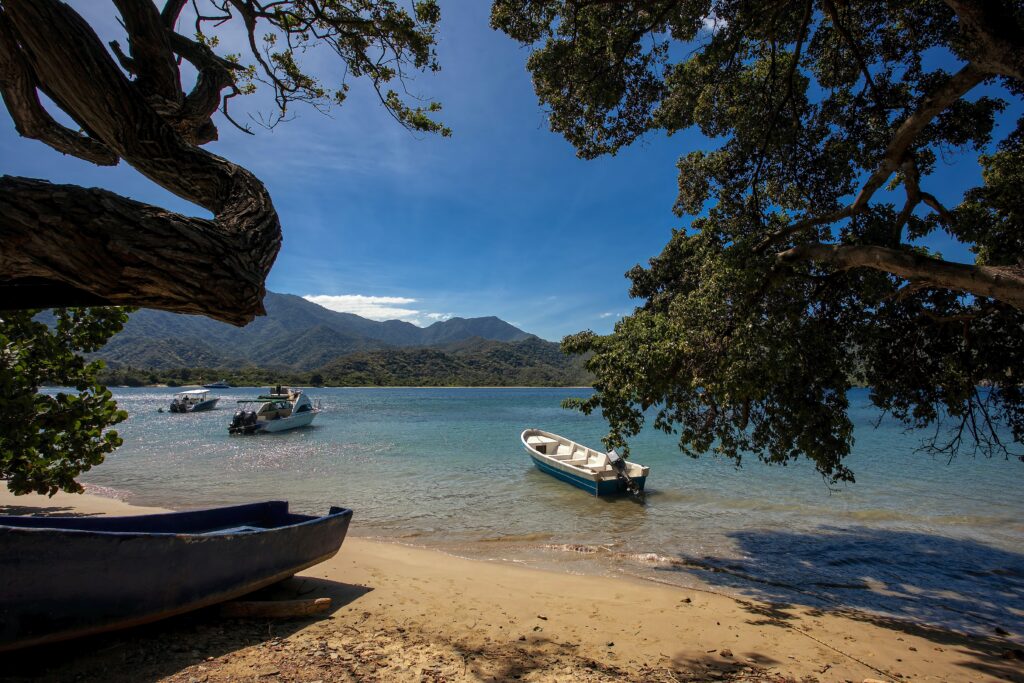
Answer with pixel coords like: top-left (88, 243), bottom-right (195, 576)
top-left (521, 429), bottom-right (649, 496)
top-left (203, 379), bottom-right (232, 389)
top-left (169, 389), bottom-right (219, 413)
top-left (229, 386), bottom-right (321, 435)
top-left (0, 501), bottom-right (352, 651)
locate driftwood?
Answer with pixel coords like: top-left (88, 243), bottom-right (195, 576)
top-left (217, 597), bottom-right (333, 619)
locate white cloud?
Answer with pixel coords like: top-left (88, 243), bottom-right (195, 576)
top-left (701, 12), bottom-right (725, 32)
top-left (599, 312), bottom-right (619, 319)
top-left (304, 294), bottom-right (450, 326)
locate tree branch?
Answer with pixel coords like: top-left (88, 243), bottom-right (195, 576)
top-left (0, 10), bottom-right (117, 165)
top-left (777, 243), bottom-right (1024, 309)
top-left (161, 0), bottom-right (189, 29)
top-left (0, 177), bottom-right (264, 325)
top-left (1, 0), bottom-right (281, 324)
top-left (944, 0), bottom-right (1024, 80)
top-left (111, 0), bottom-right (182, 107)
top-left (756, 62), bottom-right (987, 251)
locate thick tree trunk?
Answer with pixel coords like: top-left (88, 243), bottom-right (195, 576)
top-left (0, 177), bottom-right (270, 325)
top-left (0, 0), bottom-right (280, 325)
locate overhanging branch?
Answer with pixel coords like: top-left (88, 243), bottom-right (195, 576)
top-left (777, 243), bottom-right (1024, 309)
top-left (0, 0), bottom-right (281, 324)
top-left (756, 63), bottom-right (987, 252)
top-left (0, 177), bottom-right (266, 325)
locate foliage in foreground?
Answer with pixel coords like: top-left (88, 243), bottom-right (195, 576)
top-left (493, 0), bottom-right (1024, 481)
top-left (0, 309), bottom-right (128, 495)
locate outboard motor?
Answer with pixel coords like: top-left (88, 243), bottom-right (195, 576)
top-left (229, 409), bottom-right (259, 435)
top-left (607, 449), bottom-right (641, 497)
top-left (169, 399), bottom-right (184, 413)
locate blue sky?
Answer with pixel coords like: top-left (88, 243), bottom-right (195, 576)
top-left (0, 2), bottom-right (1015, 340)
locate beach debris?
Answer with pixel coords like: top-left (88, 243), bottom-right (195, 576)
top-left (537, 614), bottom-right (548, 620)
top-left (607, 641), bottom-right (615, 647)
top-left (1003, 648), bottom-right (1024, 660)
top-left (719, 649), bottom-right (732, 658)
top-left (218, 597), bottom-right (332, 618)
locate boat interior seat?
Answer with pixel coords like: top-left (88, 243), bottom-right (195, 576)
top-left (587, 452), bottom-right (610, 468)
top-left (555, 444), bottom-right (573, 456)
top-left (566, 457), bottom-right (589, 467)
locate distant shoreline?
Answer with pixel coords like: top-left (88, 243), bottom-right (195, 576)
top-left (102, 384), bottom-right (596, 390)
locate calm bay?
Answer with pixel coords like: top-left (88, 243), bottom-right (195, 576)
top-left (78, 386), bottom-right (1024, 636)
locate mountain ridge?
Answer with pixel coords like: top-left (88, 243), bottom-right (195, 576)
top-left (90, 292), bottom-right (551, 373)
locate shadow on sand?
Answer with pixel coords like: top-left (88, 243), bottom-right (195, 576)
top-left (658, 526), bottom-right (1024, 681)
top-left (1, 576), bottom-right (372, 683)
top-left (0, 505), bottom-right (101, 518)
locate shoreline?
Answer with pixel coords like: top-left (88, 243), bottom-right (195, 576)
top-left (3, 489), bottom-right (1021, 681)
top-left (99, 384), bottom-right (597, 389)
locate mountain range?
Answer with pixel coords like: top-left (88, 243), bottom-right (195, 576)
top-left (89, 292), bottom-right (590, 386)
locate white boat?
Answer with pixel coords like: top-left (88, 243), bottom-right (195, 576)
top-left (229, 387), bottom-right (321, 435)
top-left (169, 389), bottom-right (219, 413)
top-left (203, 379), bottom-right (231, 389)
top-left (520, 429), bottom-right (649, 496)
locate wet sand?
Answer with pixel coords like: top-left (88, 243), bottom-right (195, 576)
top-left (1, 489), bottom-right (1021, 682)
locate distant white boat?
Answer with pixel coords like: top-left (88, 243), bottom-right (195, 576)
top-left (229, 387), bottom-right (320, 435)
top-left (203, 379), bottom-right (231, 389)
top-left (169, 389), bottom-right (219, 413)
top-left (521, 429), bottom-right (649, 496)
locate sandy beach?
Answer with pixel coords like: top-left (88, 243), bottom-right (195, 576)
top-left (1, 488), bottom-right (1020, 682)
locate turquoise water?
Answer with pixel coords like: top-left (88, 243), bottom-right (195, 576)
top-left (77, 387), bottom-right (1023, 635)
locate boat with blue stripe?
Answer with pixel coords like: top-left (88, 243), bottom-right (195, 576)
top-left (521, 429), bottom-right (649, 496)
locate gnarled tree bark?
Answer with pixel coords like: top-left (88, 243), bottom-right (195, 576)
top-left (0, 0), bottom-right (280, 325)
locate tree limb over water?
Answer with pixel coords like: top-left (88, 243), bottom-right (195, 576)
top-left (494, 0), bottom-right (1024, 481)
top-left (0, 0), bottom-right (446, 325)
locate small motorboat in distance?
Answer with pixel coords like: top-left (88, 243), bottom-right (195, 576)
top-left (0, 501), bottom-right (353, 651)
top-left (521, 429), bottom-right (649, 497)
top-left (169, 388), bottom-right (219, 413)
top-left (229, 386), bottom-right (321, 435)
top-left (203, 379), bottom-right (231, 389)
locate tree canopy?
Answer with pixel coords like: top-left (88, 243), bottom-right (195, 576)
top-left (493, 0), bottom-right (1024, 481)
top-left (0, 0), bottom-right (447, 324)
top-left (0, 309), bottom-right (129, 495)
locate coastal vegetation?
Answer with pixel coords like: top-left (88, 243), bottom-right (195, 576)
top-left (97, 339), bottom-right (591, 388)
top-left (0, 308), bottom-right (129, 495)
top-left (494, 0), bottom-right (1024, 482)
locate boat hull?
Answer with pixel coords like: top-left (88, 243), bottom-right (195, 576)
top-left (258, 410), bottom-right (318, 433)
top-left (528, 452), bottom-right (647, 496)
top-left (169, 398), bottom-right (219, 413)
top-left (0, 501), bottom-right (351, 651)
top-left (188, 398), bottom-right (219, 412)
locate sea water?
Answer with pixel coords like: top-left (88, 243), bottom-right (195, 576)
top-left (73, 387), bottom-right (1023, 635)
